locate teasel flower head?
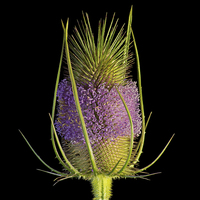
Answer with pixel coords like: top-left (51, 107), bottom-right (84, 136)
top-left (20, 6), bottom-right (174, 200)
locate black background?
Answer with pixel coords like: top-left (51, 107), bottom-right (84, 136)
top-left (8, 1), bottom-right (187, 199)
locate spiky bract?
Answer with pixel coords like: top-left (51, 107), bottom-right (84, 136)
top-left (67, 13), bottom-right (133, 88)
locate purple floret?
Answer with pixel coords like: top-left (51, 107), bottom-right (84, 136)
top-left (55, 79), bottom-right (142, 144)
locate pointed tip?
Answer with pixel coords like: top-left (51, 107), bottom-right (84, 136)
top-left (130, 5), bottom-right (133, 15)
top-left (19, 129), bottom-right (26, 140)
top-left (85, 12), bottom-right (89, 18)
top-left (61, 19), bottom-right (65, 31)
top-left (82, 10), bottom-right (88, 18)
top-left (105, 12), bottom-right (108, 18)
top-left (65, 18), bottom-right (69, 35)
top-left (168, 133), bottom-right (175, 143)
top-left (134, 134), bottom-right (175, 174)
top-left (111, 12), bottom-right (116, 20)
top-left (19, 129), bottom-right (25, 138)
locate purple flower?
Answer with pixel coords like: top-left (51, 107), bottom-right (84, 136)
top-left (55, 79), bottom-right (141, 145)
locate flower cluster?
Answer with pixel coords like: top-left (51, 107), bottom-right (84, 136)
top-left (55, 79), bottom-right (141, 146)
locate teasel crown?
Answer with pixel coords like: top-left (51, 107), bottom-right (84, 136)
top-left (20, 6), bottom-right (174, 200)
top-left (66, 12), bottom-right (132, 89)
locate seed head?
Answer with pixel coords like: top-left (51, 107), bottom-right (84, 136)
top-left (55, 79), bottom-right (142, 177)
top-left (20, 6), bottom-right (174, 200)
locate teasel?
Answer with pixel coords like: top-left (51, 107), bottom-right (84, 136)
top-left (20, 6), bottom-right (174, 200)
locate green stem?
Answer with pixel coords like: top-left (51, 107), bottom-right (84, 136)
top-left (91, 175), bottom-right (112, 200)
